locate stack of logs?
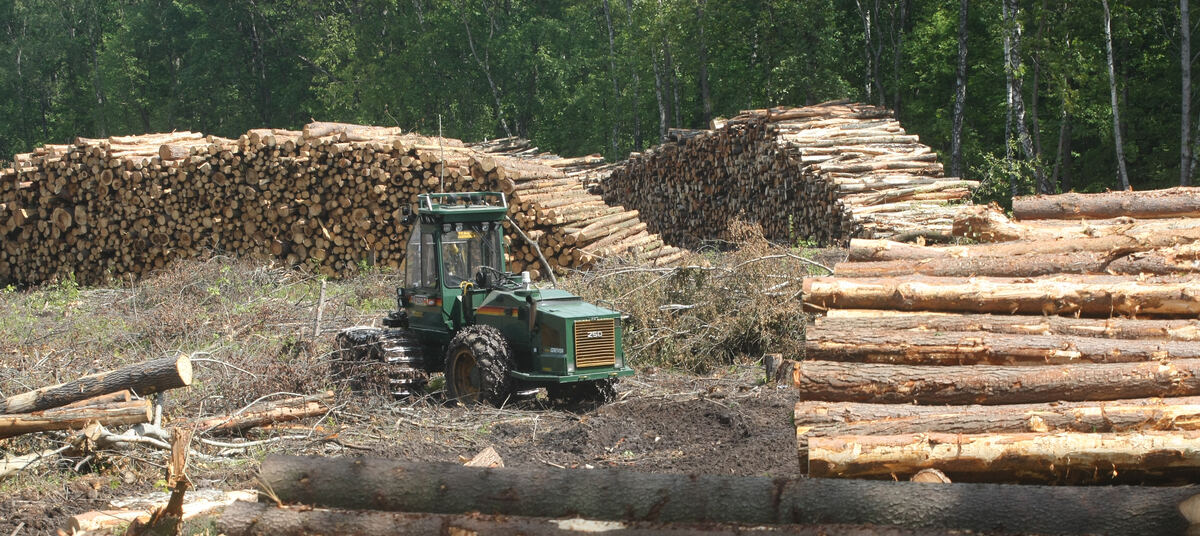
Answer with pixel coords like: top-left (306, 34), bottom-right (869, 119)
top-left (0, 124), bottom-right (682, 287)
top-left (603, 100), bottom-right (975, 248)
top-left (795, 186), bottom-right (1200, 484)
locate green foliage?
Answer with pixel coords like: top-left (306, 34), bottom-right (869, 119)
top-left (0, 1), bottom-right (1193, 189)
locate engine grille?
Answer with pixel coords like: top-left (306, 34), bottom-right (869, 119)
top-left (573, 318), bottom-right (616, 368)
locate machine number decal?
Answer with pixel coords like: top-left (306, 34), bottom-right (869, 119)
top-left (586, 331), bottom-right (604, 339)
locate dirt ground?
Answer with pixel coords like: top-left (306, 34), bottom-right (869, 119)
top-left (0, 365), bottom-right (799, 535)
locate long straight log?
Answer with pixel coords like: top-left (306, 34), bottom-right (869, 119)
top-left (794, 397), bottom-right (1200, 437)
top-left (802, 275), bottom-right (1200, 317)
top-left (0, 399), bottom-right (153, 439)
top-left (834, 248), bottom-right (1200, 277)
top-left (217, 501), bottom-right (950, 536)
top-left (848, 226), bottom-right (1200, 261)
top-left (790, 359), bottom-right (1200, 405)
top-left (1013, 186), bottom-right (1200, 220)
top-left (0, 354), bottom-right (191, 414)
top-left (808, 431), bottom-right (1200, 484)
top-left (805, 327), bottom-right (1200, 365)
top-left (258, 455), bottom-right (1193, 536)
top-left (818, 310), bottom-right (1200, 341)
top-left (953, 204), bottom-right (1200, 243)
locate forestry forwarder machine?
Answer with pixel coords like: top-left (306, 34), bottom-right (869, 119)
top-left (334, 192), bottom-right (634, 406)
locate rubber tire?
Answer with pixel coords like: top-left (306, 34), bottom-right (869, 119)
top-left (546, 379), bottom-right (617, 406)
top-left (443, 325), bottom-right (513, 406)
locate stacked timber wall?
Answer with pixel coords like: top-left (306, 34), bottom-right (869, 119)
top-left (795, 186), bottom-right (1200, 484)
top-left (603, 100), bottom-right (975, 248)
top-left (0, 125), bottom-right (684, 287)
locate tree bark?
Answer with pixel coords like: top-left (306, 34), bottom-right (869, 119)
top-left (949, 0), bottom-right (968, 178)
top-left (1003, 0), bottom-right (1046, 193)
top-left (1013, 186), bottom-right (1200, 220)
top-left (953, 203), bottom-right (1200, 243)
top-left (652, 46), bottom-right (668, 142)
top-left (257, 455), bottom-right (1194, 535)
top-left (696, 0), bottom-right (712, 125)
top-left (218, 501), bottom-right (956, 536)
top-left (802, 274), bottom-right (1200, 317)
top-left (789, 359), bottom-right (1200, 405)
top-left (809, 431), bottom-right (1200, 484)
top-left (1184, 0), bottom-right (1193, 186)
top-left (0, 400), bottom-right (152, 439)
top-left (1102, 0), bottom-right (1131, 190)
top-left (0, 354), bottom-right (191, 414)
top-left (818, 310), bottom-right (1200, 341)
top-left (603, 0), bottom-right (621, 157)
top-left (805, 327), bottom-right (1200, 365)
top-left (794, 397), bottom-right (1200, 438)
top-left (1053, 105), bottom-right (1072, 192)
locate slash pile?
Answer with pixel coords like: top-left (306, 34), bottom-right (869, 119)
top-left (794, 186), bottom-right (1200, 485)
top-left (603, 100), bottom-right (975, 248)
top-left (0, 124), bottom-right (684, 286)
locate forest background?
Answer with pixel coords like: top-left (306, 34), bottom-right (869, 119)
top-left (0, 1), bottom-right (1192, 204)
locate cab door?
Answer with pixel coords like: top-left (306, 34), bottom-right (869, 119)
top-left (404, 227), bottom-right (448, 335)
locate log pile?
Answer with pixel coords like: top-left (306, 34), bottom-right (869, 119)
top-left (795, 188), bottom-right (1200, 484)
top-left (0, 125), bottom-right (683, 286)
top-left (602, 100), bottom-right (975, 248)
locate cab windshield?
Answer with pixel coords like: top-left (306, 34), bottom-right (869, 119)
top-left (441, 223), bottom-right (503, 287)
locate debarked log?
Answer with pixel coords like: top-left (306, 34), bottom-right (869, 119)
top-left (802, 275), bottom-right (1200, 317)
top-left (790, 359), bottom-right (1200, 405)
top-left (257, 455), bottom-right (1194, 536)
top-left (808, 431), bottom-right (1200, 484)
top-left (804, 327), bottom-right (1200, 365)
top-left (816, 310), bottom-right (1200, 341)
top-left (1013, 186), bottom-right (1200, 220)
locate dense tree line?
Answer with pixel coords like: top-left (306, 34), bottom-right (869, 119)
top-left (0, 1), bottom-right (1193, 200)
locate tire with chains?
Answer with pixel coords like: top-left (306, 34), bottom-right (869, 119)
top-left (333, 328), bottom-right (429, 397)
top-left (443, 325), bottom-right (513, 406)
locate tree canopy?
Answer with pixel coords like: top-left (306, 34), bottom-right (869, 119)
top-left (0, 0), bottom-right (1192, 198)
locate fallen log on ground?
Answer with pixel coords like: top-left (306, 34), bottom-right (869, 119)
top-left (218, 501), bottom-right (957, 536)
top-left (808, 431), bottom-right (1200, 484)
top-left (60, 390), bottom-right (132, 409)
top-left (833, 247), bottom-right (1200, 277)
top-left (847, 226), bottom-right (1200, 261)
top-left (793, 398), bottom-right (1200, 438)
top-left (790, 359), bottom-right (1200, 405)
top-left (190, 391), bottom-right (333, 434)
top-left (0, 399), bottom-right (152, 439)
top-left (1013, 187), bottom-right (1200, 220)
top-left (802, 275), bottom-right (1200, 317)
top-left (804, 328), bottom-right (1200, 365)
top-left (257, 455), bottom-right (1193, 535)
top-left (0, 354), bottom-right (191, 414)
top-left (817, 310), bottom-right (1200, 341)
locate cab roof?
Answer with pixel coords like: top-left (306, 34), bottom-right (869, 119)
top-left (417, 192), bottom-right (508, 223)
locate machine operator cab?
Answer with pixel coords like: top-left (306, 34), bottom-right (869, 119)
top-left (400, 192), bottom-right (512, 335)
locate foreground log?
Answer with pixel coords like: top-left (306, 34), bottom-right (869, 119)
top-left (0, 399), bottom-right (152, 439)
top-left (804, 328), bottom-right (1200, 365)
top-left (794, 397), bottom-right (1200, 438)
top-left (808, 431), bottom-right (1200, 484)
top-left (218, 502), bottom-right (954, 536)
top-left (802, 275), bottom-right (1200, 317)
top-left (790, 359), bottom-right (1200, 405)
top-left (1013, 186), bottom-right (1200, 220)
top-left (258, 455), bottom-right (1193, 535)
top-left (818, 310), bottom-right (1200, 341)
top-left (0, 354), bottom-right (191, 414)
top-left (191, 391), bottom-right (333, 434)
top-left (834, 247), bottom-right (1200, 278)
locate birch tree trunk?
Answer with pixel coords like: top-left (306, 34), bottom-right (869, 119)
top-left (1004, 0), bottom-right (1046, 193)
top-left (696, 0), bottom-right (713, 125)
top-left (603, 0), bottom-right (620, 157)
top-left (625, 0), bottom-right (642, 149)
top-left (1102, 0), bottom-right (1131, 190)
top-left (950, 0), bottom-right (968, 178)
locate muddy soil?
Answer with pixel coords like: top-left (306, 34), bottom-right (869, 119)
top-left (0, 365), bottom-right (798, 535)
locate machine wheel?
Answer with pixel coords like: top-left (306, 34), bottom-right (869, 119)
top-left (443, 325), bottom-right (513, 406)
top-left (546, 379), bottom-right (617, 406)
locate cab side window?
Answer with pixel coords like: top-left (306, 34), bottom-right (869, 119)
top-left (420, 233), bottom-right (437, 289)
